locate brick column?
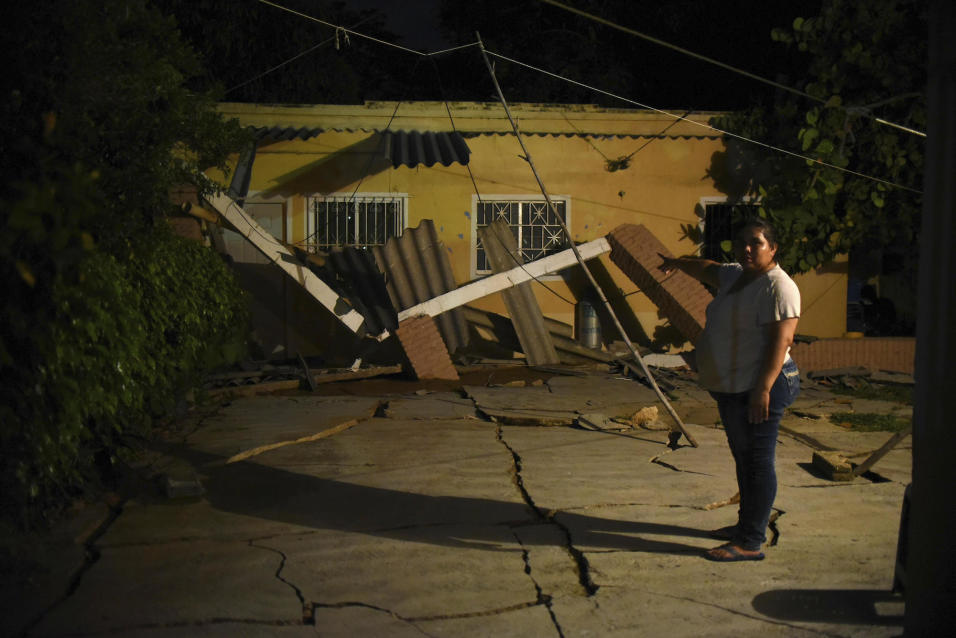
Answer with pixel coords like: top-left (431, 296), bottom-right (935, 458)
top-left (396, 315), bottom-right (460, 380)
top-left (607, 224), bottom-right (712, 343)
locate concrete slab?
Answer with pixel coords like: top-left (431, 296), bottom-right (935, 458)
top-left (185, 396), bottom-right (381, 461)
top-left (32, 539), bottom-right (305, 636)
top-left (19, 383), bottom-right (909, 638)
top-left (384, 392), bottom-right (478, 420)
top-left (466, 375), bottom-right (659, 426)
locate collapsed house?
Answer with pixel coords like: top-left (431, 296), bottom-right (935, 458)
top-left (170, 101), bottom-right (914, 380)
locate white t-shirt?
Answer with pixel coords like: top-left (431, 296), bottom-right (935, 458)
top-left (696, 263), bottom-right (801, 393)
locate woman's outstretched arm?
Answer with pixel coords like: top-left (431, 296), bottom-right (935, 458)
top-left (658, 253), bottom-right (722, 288)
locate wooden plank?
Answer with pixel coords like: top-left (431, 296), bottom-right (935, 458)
top-left (397, 237), bottom-right (611, 321)
top-left (204, 192), bottom-right (383, 338)
top-left (852, 425), bottom-right (913, 476)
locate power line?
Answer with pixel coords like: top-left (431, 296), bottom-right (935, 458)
top-left (257, 0), bottom-right (477, 58)
top-left (486, 50), bottom-right (922, 194)
top-left (224, 15), bottom-right (375, 95)
top-left (255, 0), bottom-right (922, 194)
top-left (537, 0), bottom-right (926, 138)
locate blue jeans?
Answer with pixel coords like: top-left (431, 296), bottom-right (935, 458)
top-left (710, 359), bottom-right (800, 551)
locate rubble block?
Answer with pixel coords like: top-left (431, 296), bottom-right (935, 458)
top-left (396, 315), bottom-right (459, 381)
top-left (607, 224), bottom-right (712, 343)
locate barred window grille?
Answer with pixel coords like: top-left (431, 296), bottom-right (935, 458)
top-left (306, 195), bottom-right (406, 251)
top-left (475, 199), bottom-right (568, 273)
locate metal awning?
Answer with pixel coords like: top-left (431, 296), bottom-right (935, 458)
top-left (248, 127), bottom-right (471, 169)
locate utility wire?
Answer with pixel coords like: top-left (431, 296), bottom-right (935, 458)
top-left (224, 15), bottom-right (375, 95)
top-left (537, 0), bottom-right (926, 138)
top-left (431, 54), bottom-right (576, 306)
top-left (257, 0), bottom-right (477, 58)
top-left (486, 50), bottom-right (922, 195)
top-left (255, 0), bottom-right (922, 194)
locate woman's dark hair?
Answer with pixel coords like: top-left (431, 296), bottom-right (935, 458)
top-left (737, 217), bottom-right (781, 256)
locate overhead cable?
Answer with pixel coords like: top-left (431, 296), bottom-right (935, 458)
top-left (257, 0), bottom-right (477, 58)
top-left (486, 50), bottom-right (922, 195)
top-left (537, 0), bottom-right (926, 138)
top-left (225, 15), bottom-right (375, 95)
top-left (255, 0), bottom-right (922, 194)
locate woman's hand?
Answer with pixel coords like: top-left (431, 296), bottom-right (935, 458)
top-left (658, 253), bottom-right (679, 274)
top-left (748, 388), bottom-right (771, 424)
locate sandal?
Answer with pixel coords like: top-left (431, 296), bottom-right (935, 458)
top-left (704, 543), bottom-right (765, 562)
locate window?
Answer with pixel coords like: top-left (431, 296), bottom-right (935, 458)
top-left (473, 196), bottom-right (570, 275)
top-left (700, 201), bottom-right (759, 262)
top-left (305, 194), bottom-right (407, 251)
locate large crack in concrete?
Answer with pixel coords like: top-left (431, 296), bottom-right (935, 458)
top-left (247, 538), bottom-right (313, 625)
top-left (495, 424), bottom-right (599, 597)
top-left (312, 598), bottom-right (553, 634)
top-left (17, 498), bottom-right (126, 638)
top-left (514, 533), bottom-right (566, 638)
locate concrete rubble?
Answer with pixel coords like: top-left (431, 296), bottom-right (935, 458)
top-left (7, 366), bottom-right (910, 638)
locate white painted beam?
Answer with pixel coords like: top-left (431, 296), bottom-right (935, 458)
top-left (204, 192), bottom-right (386, 339)
top-left (398, 237), bottom-right (611, 321)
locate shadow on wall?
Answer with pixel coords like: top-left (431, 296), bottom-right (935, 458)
top-left (560, 256), bottom-right (649, 347)
top-left (257, 134), bottom-right (392, 199)
top-left (231, 262), bottom-right (400, 366)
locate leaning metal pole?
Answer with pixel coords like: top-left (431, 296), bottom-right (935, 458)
top-left (475, 33), bottom-right (698, 448)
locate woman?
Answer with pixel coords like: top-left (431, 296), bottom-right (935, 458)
top-left (660, 218), bottom-right (801, 562)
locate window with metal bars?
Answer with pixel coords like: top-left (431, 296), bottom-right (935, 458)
top-left (474, 198), bottom-right (569, 274)
top-left (305, 194), bottom-right (407, 251)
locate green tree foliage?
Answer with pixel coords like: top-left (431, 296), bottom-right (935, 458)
top-left (1, 0), bottom-right (249, 525)
top-left (709, 0), bottom-right (926, 274)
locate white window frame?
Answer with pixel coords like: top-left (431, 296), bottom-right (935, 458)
top-left (305, 192), bottom-right (408, 252)
top-left (471, 194), bottom-right (572, 279)
top-left (697, 196), bottom-right (759, 262)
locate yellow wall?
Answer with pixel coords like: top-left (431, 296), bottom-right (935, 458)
top-left (228, 102), bottom-right (848, 345)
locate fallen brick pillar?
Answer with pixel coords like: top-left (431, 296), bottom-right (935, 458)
top-left (607, 224), bottom-right (712, 343)
top-left (396, 315), bottom-right (460, 381)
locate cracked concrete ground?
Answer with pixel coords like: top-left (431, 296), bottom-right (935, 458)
top-left (12, 369), bottom-right (909, 637)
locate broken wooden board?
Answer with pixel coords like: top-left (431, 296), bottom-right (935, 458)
top-left (203, 191), bottom-right (384, 339)
top-left (205, 365), bottom-right (403, 399)
top-left (397, 237), bottom-right (611, 321)
top-left (811, 425), bottom-right (912, 480)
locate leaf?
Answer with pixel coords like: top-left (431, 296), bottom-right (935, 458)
top-left (871, 192), bottom-right (885, 208)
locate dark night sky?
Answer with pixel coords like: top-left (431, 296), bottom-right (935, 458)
top-left (334, 0), bottom-right (821, 109)
top-left (341, 0), bottom-right (447, 51)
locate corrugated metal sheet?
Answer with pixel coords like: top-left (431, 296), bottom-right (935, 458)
top-left (250, 127), bottom-right (472, 169)
top-left (290, 246), bottom-right (397, 338)
top-left (382, 130), bottom-right (471, 168)
top-left (478, 220), bottom-right (560, 366)
top-left (252, 126), bottom-right (326, 141)
top-left (372, 220), bottom-right (469, 354)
